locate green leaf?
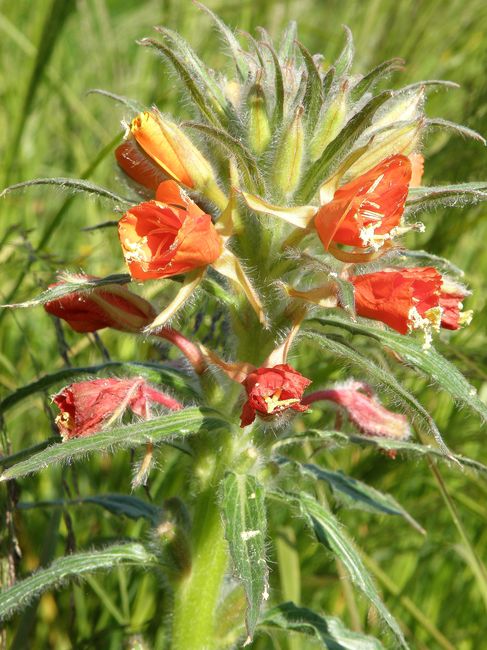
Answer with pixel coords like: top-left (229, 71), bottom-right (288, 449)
top-left (276, 429), bottom-right (487, 476)
top-left (0, 177), bottom-right (134, 207)
top-left (351, 58), bottom-right (404, 101)
top-left (333, 26), bottom-right (354, 78)
top-left (308, 315), bottom-right (487, 423)
top-left (0, 543), bottom-right (155, 623)
top-left (426, 118), bottom-right (486, 144)
top-left (194, 2), bottom-right (249, 83)
top-left (260, 601), bottom-right (385, 649)
top-left (297, 41), bottom-right (324, 131)
top-left (17, 494), bottom-right (161, 524)
top-left (277, 21), bottom-right (298, 63)
top-left (86, 88), bottom-right (143, 113)
top-left (262, 36), bottom-right (285, 127)
top-left (301, 330), bottom-right (452, 456)
top-left (185, 121), bottom-right (264, 193)
top-left (394, 249), bottom-right (464, 277)
top-left (221, 472), bottom-right (268, 643)
top-left (279, 458), bottom-right (424, 533)
top-left (0, 360), bottom-right (196, 415)
top-left (285, 491), bottom-right (408, 649)
top-left (1, 407), bottom-right (226, 481)
top-left (296, 91), bottom-right (393, 203)
top-left (407, 183), bottom-right (487, 213)
top-left (1, 273), bottom-right (132, 309)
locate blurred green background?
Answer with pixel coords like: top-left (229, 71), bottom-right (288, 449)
top-left (1, 1), bottom-right (487, 648)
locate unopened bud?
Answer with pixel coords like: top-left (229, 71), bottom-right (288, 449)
top-left (272, 106), bottom-right (305, 198)
top-left (44, 276), bottom-right (156, 333)
top-left (310, 82), bottom-right (348, 161)
top-left (248, 84), bottom-right (272, 155)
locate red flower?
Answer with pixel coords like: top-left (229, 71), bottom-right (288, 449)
top-left (118, 180), bottom-right (223, 280)
top-left (303, 382), bottom-right (410, 440)
top-left (240, 364), bottom-right (312, 427)
top-left (53, 377), bottom-right (182, 439)
top-left (115, 139), bottom-right (167, 191)
top-left (44, 276), bottom-right (156, 333)
top-left (351, 267), bottom-right (471, 341)
top-left (314, 155), bottom-right (412, 251)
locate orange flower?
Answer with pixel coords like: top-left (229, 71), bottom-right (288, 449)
top-left (116, 110), bottom-right (215, 192)
top-left (314, 155), bottom-right (412, 251)
top-left (118, 180), bottom-right (223, 280)
top-left (240, 364), bottom-right (311, 427)
top-left (44, 276), bottom-right (156, 332)
top-left (351, 267), bottom-right (472, 342)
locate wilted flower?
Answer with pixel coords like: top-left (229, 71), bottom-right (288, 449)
top-left (53, 377), bottom-right (181, 439)
top-left (351, 267), bottom-right (472, 345)
top-left (118, 180), bottom-right (223, 280)
top-left (44, 276), bottom-right (156, 332)
top-left (314, 155), bottom-right (412, 252)
top-left (303, 381), bottom-right (410, 440)
top-left (240, 364), bottom-right (311, 427)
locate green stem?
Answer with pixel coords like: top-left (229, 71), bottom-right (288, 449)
top-left (171, 486), bottom-right (228, 650)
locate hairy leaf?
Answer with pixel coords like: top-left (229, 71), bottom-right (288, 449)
top-left (301, 330), bottom-right (452, 456)
top-left (308, 315), bottom-right (487, 423)
top-left (351, 58), bottom-right (404, 101)
top-left (0, 177), bottom-right (134, 206)
top-left (0, 543), bottom-right (156, 623)
top-left (260, 601), bottom-right (385, 649)
top-left (278, 458), bottom-right (424, 533)
top-left (221, 472), bottom-right (268, 643)
top-left (407, 183), bottom-right (487, 213)
top-left (17, 494), bottom-right (161, 524)
top-left (0, 360), bottom-right (196, 414)
top-left (1, 408), bottom-right (226, 481)
top-left (286, 491), bottom-right (408, 648)
top-left (1, 273), bottom-right (132, 309)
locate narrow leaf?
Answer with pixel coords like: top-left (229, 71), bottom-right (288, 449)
top-left (309, 315), bottom-right (487, 423)
top-left (260, 601), bottom-right (385, 649)
top-left (275, 429), bottom-right (487, 476)
top-left (351, 58), bottom-right (404, 100)
top-left (0, 177), bottom-right (134, 206)
top-left (194, 2), bottom-right (249, 82)
top-left (17, 494), bottom-right (161, 524)
top-left (279, 458), bottom-right (424, 533)
top-left (426, 118), bottom-right (486, 144)
top-left (0, 360), bottom-right (196, 415)
top-left (0, 543), bottom-right (155, 623)
top-left (334, 26), bottom-right (354, 78)
top-left (1, 407), bottom-right (225, 481)
top-left (394, 249), bottom-right (464, 277)
top-left (221, 472), bottom-right (268, 643)
top-left (2, 273), bottom-right (131, 309)
top-left (301, 330), bottom-right (452, 456)
top-left (297, 41), bottom-right (324, 130)
top-left (288, 491), bottom-right (408, 648)
top-left (185, 122), bottom-right (264, 194)
top-left (87, 88), bottom-right (143, 113)
top-left (406, 183), bottom-right (487, 213)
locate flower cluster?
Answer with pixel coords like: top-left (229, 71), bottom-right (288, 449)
top-left (31, 14), bottom-right (475, 448)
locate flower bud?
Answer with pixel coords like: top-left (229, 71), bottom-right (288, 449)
top-left (310, 82), bottom-right (348, 161)
top-left (240, 364), bottom-right (311, 427)
top-left (53, 377), bottom-right (182, 439)
top-left (44, 276), bottom-right (156, 333)
top-left (272, 106), bottom-right (305, 198)
top-left (248, 84), bottom-right (271, 155)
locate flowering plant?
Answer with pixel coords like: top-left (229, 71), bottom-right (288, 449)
top-left (2, 5), bottom-right (487, 649)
